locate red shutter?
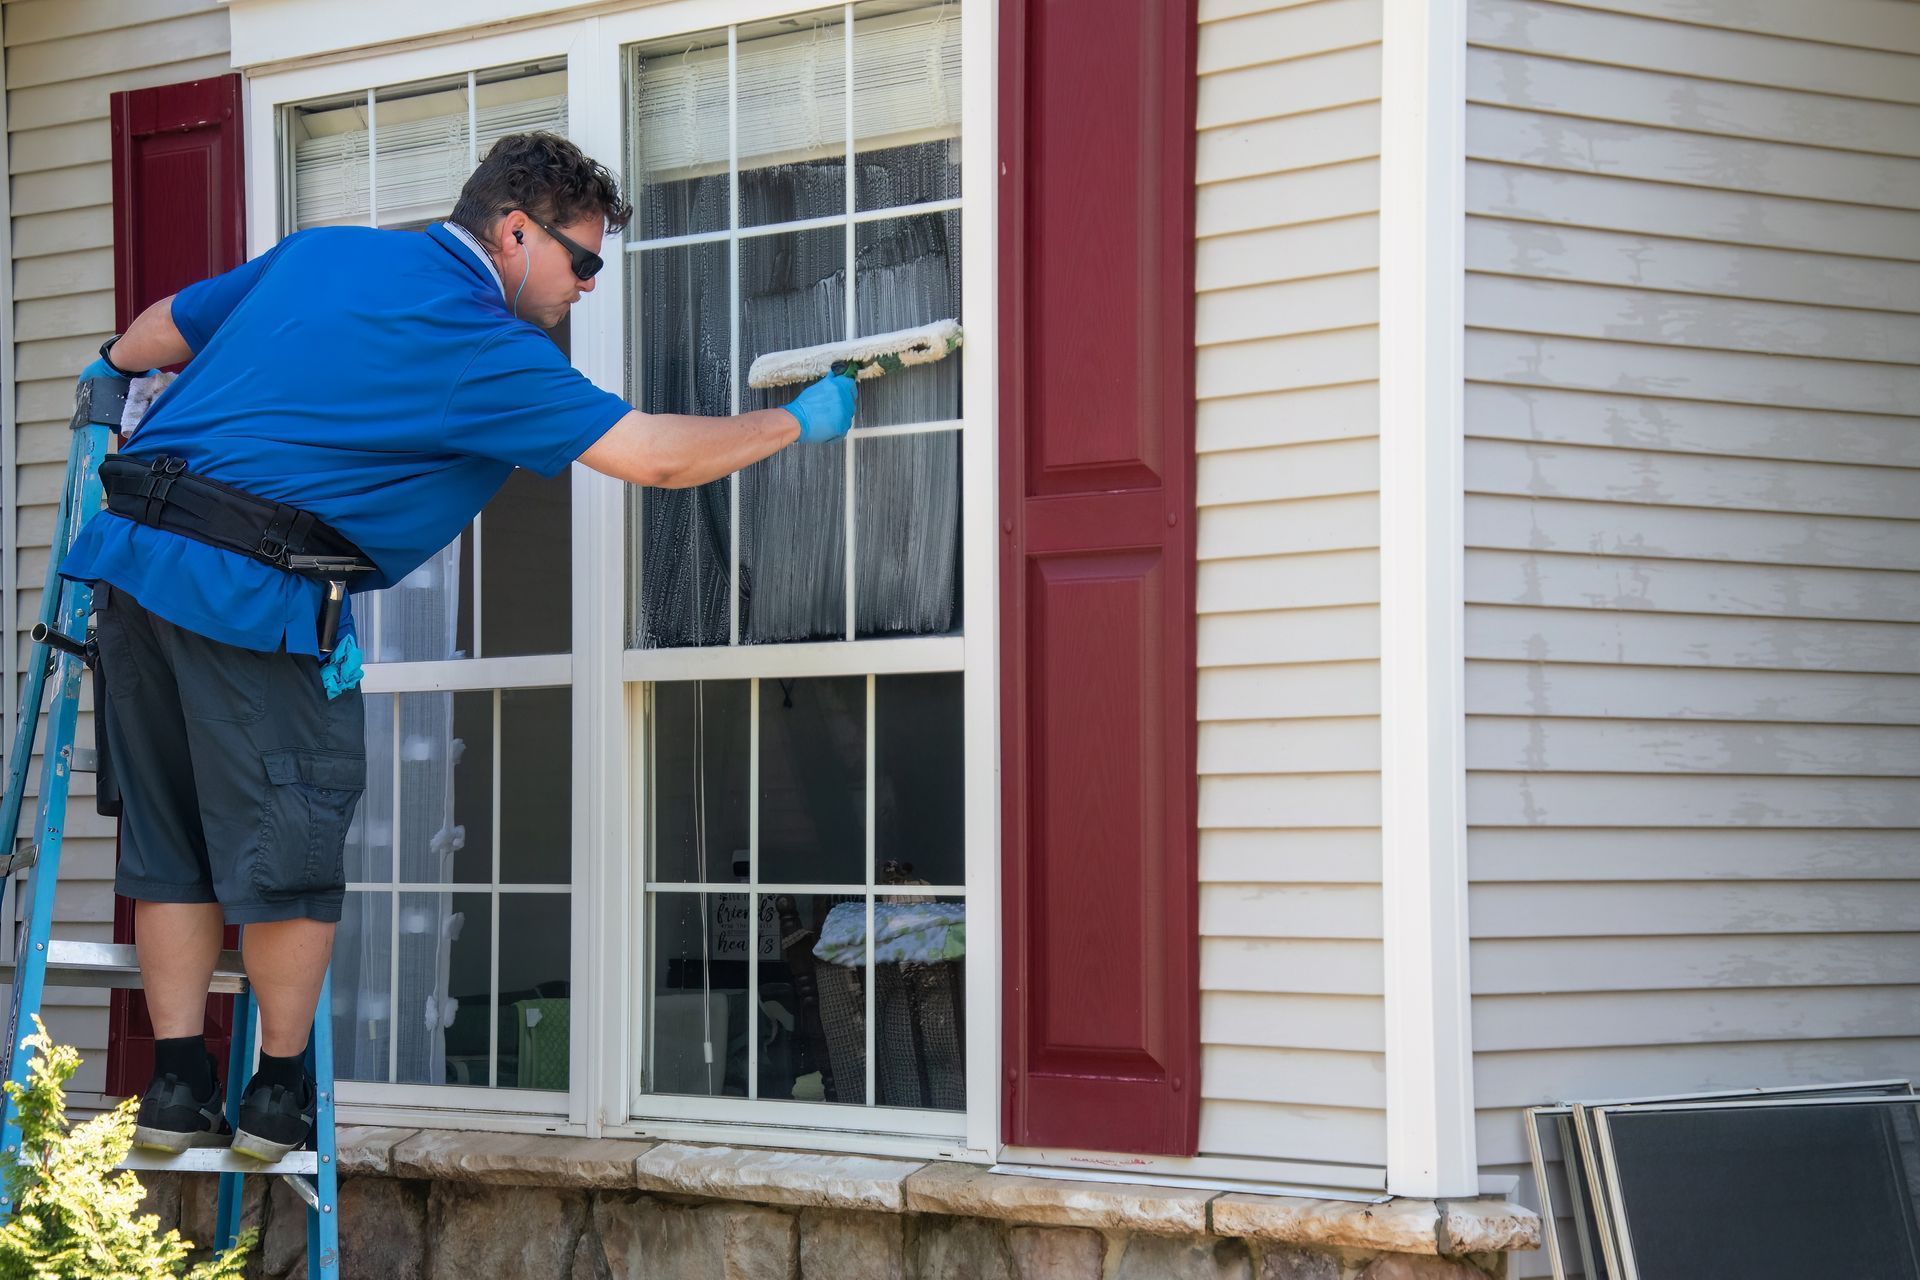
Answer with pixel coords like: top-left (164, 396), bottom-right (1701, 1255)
top-left (104, 75), bottom-right (249, 1098)
top-left (999, 1), bottom-right (1201, 1155)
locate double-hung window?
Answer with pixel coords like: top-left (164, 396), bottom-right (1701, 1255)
top-left (620, 0), bottom-right (986, 1139)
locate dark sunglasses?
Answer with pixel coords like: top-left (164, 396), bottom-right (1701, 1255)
top-left (512, 209), bottom-right (604, 281)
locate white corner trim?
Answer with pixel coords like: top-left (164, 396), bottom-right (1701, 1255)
top-left (1377, 0), bottom-right (1475, 1199)
top-left (0, 1), bottom-right (17, 762)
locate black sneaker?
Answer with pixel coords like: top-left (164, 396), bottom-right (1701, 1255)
top-left (231, 1073), bottom-right (314, 1162)
top-left (132, 1071), bottom-right (230, 1154)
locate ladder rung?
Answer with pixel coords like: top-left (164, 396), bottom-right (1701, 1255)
top-left (118, 1147), bottom-right (318, 1178)
top-left (0, 941), bottom-right (247, 994)
top-left (70, 748), bottom-right (96, 774)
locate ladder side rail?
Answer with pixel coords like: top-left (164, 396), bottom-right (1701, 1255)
top-left (215, 984), bottom-right (255, 1255)
top-left (0, 419), bottom-right (93, 878)
top-left (307, 966), bottom-right (338, 1279)
top-left (0, 420), bottom-right (110, 1169)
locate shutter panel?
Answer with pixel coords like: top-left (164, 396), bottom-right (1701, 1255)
top-left (998, 0), bottom-right (1201, 1155)
top-left (104, 75), bottom-right (248, 1098)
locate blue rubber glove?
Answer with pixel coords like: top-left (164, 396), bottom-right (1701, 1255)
top-left (320, 633), bottom-right (365, 700)
top-left (780, 372), bottom-right (858, 444)
top-left (78, 356), bottom-right (132, 384)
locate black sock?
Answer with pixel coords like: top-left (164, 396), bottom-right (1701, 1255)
top-left (153, 1035), bottom-right (213, 1098)
top-left (251, 1049), bottom-right (306, 1093)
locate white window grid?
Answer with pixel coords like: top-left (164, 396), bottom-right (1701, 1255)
top-left (642, 675), bottom-right (963, 1113)
top-left (626, 3), bottom-right (963, 652)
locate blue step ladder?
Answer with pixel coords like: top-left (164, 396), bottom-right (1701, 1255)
top-left (0, 377), bottom-right (340, 1277)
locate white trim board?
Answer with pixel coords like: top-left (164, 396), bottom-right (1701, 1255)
top-left (1, 0), bottom-right (17, 762)
top-left (1377, 0), bottom-right (1476, 1199)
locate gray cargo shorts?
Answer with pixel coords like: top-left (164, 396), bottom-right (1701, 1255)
top-left (93, 584), bottom-right (366, 924)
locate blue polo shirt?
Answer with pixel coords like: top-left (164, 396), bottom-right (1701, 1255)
top-left (59, 223), bottom-right (631, 655)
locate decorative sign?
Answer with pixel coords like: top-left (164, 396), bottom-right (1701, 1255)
top-left (711, 894), bottom-right (779, 961)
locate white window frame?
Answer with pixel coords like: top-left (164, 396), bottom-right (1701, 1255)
top-left (242, 2), bottom-right (1000, 1160)
top-left (593, 0), bottom-right (997, 1160)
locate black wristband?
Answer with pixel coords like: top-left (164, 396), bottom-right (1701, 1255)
top-left (98, 334), bottom-right (140, 379)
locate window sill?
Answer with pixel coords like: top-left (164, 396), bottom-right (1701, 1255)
top-left (337, 1127), bottom-right (1541, 1255)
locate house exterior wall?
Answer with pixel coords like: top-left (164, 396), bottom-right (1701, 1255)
top-left (17, 0), bottom-right (1913, 1220)
top-left (1456, 0), bottom-right (1920, 1259)
top-left (2, 0), bottom-right (235, 1096)
top-left (1193, 0), bottom-right (1389, 1181)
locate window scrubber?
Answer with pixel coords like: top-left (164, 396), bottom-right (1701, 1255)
top-left (746, 319), bottom-right (962, 389)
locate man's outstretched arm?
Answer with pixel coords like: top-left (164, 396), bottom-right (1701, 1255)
top-left (578, 372), bottom-right (856, 488)
top-left (578, 407), bottom-right (801, 489)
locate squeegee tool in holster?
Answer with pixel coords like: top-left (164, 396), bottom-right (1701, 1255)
top-left (98, 454), bottom-right (377, 651)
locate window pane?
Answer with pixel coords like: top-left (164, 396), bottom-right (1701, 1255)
top-left (855, 431), bottom-right (960, 638)
top-left (473, 65), bottom-right (567, 165)
top-left (450, 691), bottom-right (494, 884)
top-left (332, 890), bottom-right (393, 1083)
top-left (852, 2), bottom-right (962, 213)
top-left (632, 238), bottom-right (733, 649)
top-left (651, 680), bottom-right (752, 884)
top-left (374, 75), bottom-right (472, 229)
top-left (737, 225), bottom-right (848, 645)
top-left (758, 676), bottom-right (865, 885)
top-left (875, 674), bottom-right (963, 884)
top-left (649, 891), bottom-right (748, 1097)
top-left (500, 687), bottom-right (571, 885)
top-left (289, 90), bottom-right (373, 229)
top-left (637, 241), bottom-right (734, 416)
top-left (874, 895), bottom-right (965, 1111)
top-left (480, 470), bottom-right (571, 657)
top-left (634, 482), bottom-right (734, 648)
top-left (760, 891), bottom-right (866, 1104)
top-left (740, 442), bottom-right (846, 644)
top-left (359, 540), bottom-right (465, 665)
top-left (395, 890), bottom-right (490, 1085)
top-left (499, 894), bottom-right (571, 1089)
top-left (630, 30), bottom-right (730, 240)
top-left (854, 210), bottom-right (961, 428)
top-left (347, 694), bottom-right (395, 883)
top-left (736, 10), bottom-right (847, 229)
top-left (396, 692), bottom-right (464, 883)
top-left (740, 226), bottom-right (847, 412)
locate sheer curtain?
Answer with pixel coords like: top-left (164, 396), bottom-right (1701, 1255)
top-left (338, 545), bottom-right (465, 1084)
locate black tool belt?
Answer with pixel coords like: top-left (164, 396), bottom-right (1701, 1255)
top-left (99, 454), bottom-right (377, 580)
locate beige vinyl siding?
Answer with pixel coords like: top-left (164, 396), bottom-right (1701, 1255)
top-left (1194, 0), bottom-right (1387, 1180)
top-left (3, 0), bottom-right (233, 1096)
top-left (1460, 0), bottom-right (1920, 1267)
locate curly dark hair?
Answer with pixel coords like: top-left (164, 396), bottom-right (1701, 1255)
top-left (450, 132), bottom-right (632, 240)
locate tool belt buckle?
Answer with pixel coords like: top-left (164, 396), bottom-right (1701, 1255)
top-left (257, 534), bottom-right (290, 567)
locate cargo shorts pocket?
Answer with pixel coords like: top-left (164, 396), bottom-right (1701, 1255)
top-left (255, 748), bottom-right (365, 899)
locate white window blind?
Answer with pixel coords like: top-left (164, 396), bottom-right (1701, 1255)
top-left (291, 68), bottom-right (569, 230)
top-left (633, 6), bottom-right (960, 182)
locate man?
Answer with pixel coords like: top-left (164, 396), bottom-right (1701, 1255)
top-left (59, 133), bottom-right (855, 1160)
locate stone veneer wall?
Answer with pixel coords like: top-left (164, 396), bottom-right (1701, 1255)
top-left (135, 1128), bottom-right (1537, 1280)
